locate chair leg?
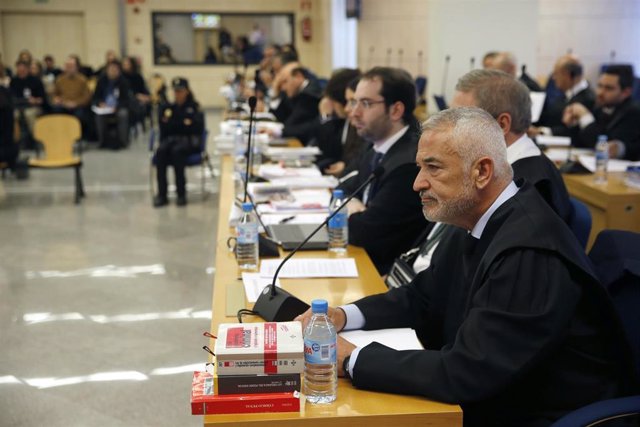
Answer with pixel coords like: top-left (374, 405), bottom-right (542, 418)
top-left (203, 153), bottom-right (218, 177)
top-left (74, 166), bottom-right (83, 204)
top-left (201, 162), bottom-right (207, 198)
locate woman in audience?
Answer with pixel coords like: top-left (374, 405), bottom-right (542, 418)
top-left (122, 56), bottom-right (151, 130)
top-left (153, 77), bottom-right (204, 208)
top-left (312, 69), bottom-right (367, 176)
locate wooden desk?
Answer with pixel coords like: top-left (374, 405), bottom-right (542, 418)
top-left (205, 155), bottom-right (462, 427)
top-left (563, 172), bottom-right (640, 249)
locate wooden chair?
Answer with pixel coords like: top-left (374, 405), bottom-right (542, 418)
top-left (29, 114), bottom-right (85, 204)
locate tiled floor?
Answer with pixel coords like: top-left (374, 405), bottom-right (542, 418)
top-left (0, 110), bottom-right (222, 427)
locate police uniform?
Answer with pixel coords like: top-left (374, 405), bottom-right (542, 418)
top-left (154, 77), bottom-right (205, 207)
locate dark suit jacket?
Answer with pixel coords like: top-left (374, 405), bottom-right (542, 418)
top-left (313, 118), bottom-right (367, 171)
top-left (280, 82), bottom-right (322, 145)
top-left (337, 126), bottom-right (425, 274)
top-left (537, 86), bottom-right (596, 136)
top-left (351, 183), bottom-right (632, 427)
top-left (92, 75), bottom-right (133, 110)
top-left (571, 97), bottom-right (640, 161)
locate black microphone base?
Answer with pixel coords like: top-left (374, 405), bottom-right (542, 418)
top-left (253, 287), bottom-right (309, 322)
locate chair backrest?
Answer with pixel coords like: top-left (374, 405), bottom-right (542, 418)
top-left (415, 76), bottom-right (427, 97)
top-left (433, 94), bottom-right (448, 111)
top-left (589, 230), bottom-right (640, 382)
top-left (33, 114), bottom-right (81, 160)
top-left (567, 197), bottom-right (592, 249)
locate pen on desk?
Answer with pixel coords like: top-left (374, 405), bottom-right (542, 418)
top-left (279, 215), bottom-right (296, 224)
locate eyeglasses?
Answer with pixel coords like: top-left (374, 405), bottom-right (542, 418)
top-left (348, 98), bottom-right (386, 109)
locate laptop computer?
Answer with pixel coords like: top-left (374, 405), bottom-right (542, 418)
top-left (266, 223), bottom-right (329, 251)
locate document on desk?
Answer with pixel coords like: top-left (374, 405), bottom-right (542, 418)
top-left (536, 135), bottom-right (571, 147)
top-left (530, 92), bottom-right (546, 123)
top-left (577, 155), bottom-right (640, 173)
top-left (242, 273), bottom-right (281, 303)
top-left (340, 328), bottom-right (424, 351)
top-left (259, 258), bottom-right (358, 278)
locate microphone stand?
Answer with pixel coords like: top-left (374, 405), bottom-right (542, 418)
top-left (252, 167), bottom-right (385, 322)
top-left (243, 96), bottom-right (257, 203)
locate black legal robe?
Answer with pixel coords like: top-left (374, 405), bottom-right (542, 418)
top-left (351, 182), bottom-right (631, 427)
top-left (511, 152), bottom-right (572, 223)
top-left (280, 81), bottom-right (322, 145)
top-left (570, 97), bottom-right (640, 161)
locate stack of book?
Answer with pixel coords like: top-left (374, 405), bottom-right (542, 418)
top-left (191, 321), bottom-right (304, 415)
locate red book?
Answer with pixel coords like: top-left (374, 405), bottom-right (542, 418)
top-left (190, 371), bottom-right (300, 415)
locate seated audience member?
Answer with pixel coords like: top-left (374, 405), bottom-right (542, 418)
top-left (92, 61), bottom-right (132, 149)
top-left (564, 64), bottom-right (640, 160)
top-left (43, 55), bottom-right (62, 80)
top-left (488, 52), bottom-right (542, 92)
top-left (68, 54), bottom-right (94, 78)
top-left (95, 49), bottom-right (118, 77)
top-left (312, 68), bottom-right (366, 175)
top-left (267, 65), bottom-right (322, 145)
top-left (0, 86), bottom-right (19, 169)
top-left (531, 54), bottom-right (596, 137)
top-left (337, 67), bottom-right (425, 274)
top-left (266, 52), bottom-right (300, 120)
top-left (17, 49), bottom-right (33, 65)
top-left (122, 56), bottom-right (151, 129)
top-left (298, 107), bottom-right (634, 427)
top-left (9, 60), bottom-right (46, 136)
top-left (387, 70), bottom-right (573, 287)
top-left (52, 56), bottom-right (92, 125)
top-left (0, 62), bottom-right (9, 87)
top-left (153, 78), bottom-right (204, 208)
top-left (481, 51), bottom-right (499, 69)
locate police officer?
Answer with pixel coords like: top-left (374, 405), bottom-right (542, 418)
top-left (153, 77), bottom-right (205, 207)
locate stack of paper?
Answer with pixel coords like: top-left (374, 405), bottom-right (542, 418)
top-left (257, 165), bottom-right (321, 180)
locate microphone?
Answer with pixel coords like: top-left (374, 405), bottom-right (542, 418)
top-left (252, 166), bottom-right (386, 322)
top-left (243, 96), bottom-right (257, 202)
top-left (441, 54), bottom-right (451, 95)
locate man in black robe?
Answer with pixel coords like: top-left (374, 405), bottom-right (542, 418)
top-left (386, 70), bottom-right (572, 288)
top-left (297, 107), bottom-right (632, 426)
top-left (563, 64), bottom-right (640, 161)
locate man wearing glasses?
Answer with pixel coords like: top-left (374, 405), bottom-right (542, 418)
top-left (337, 67), bottom-right (425, 274)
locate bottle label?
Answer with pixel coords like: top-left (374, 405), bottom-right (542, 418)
top-left (237, 223), bottom-right (258, 244)
top-left (328, 212), bottom-right (347, 228)
top-left (304, 338), bottom-right (336, 364)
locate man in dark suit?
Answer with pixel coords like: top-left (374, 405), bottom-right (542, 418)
top-left (386, 70), bottom-right (572, 287)
top-left (297, 107), bottom-right (633, 427)
top-left (267, 64), bottom-right (321, 145)
top-left (337, 67), bottom-right (425, 274)
top-left (564, 64), bottom-right (640, 161)
top-left (531, 55), bottom-right (596, 137)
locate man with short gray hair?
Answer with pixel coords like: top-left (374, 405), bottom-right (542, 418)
top-left (296, 106), bottom-right (630, 426)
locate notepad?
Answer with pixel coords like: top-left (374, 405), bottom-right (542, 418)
top-left (340, 328), bottom-right (424, 351)
top-left (259, 258), bottom-right (358, 278)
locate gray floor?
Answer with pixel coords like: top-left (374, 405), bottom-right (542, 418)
top-left (0, 109), bottom-right (223, 427)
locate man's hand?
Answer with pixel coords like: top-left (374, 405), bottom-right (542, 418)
top-left (337, 335), bottom-right (356, 377)
top-left (294, 306), bottom-right (347, 332)
top-left (346, 198), bottom-right (366, 216)
top-left (323, 161), bottom-right (345, 177)
top-left (562, 102), bottom-right (589, 127)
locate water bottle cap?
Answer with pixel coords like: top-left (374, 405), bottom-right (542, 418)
top-left (332, 189), bottom-right (344, 198)
top-left (241, 202), bottom-right (253, 212)
top-left (311, 299), bottom-right (328, 313)
top-left (598, 134), bottom-right (608, 141)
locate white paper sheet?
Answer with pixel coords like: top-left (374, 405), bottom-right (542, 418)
top-left (577, 155), bottom-right (640, 173)
top-left (536, 135), bottom-right (571, 147)
top-left (340, 328), bottom-right (424, 351)
top-left (242, 273), bottom-right (281, 303)
top-left (260, 213), bottom-right (328, 226)
top-left (257, 164), bottom-right (322, 180)
top-left (530, 92), bottom-right (546, 123)
top-left (259, 258), bottom-right (358, 278)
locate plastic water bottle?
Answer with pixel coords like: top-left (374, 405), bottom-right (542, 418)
top-left (303, 299), bottom-right (337, 404)
top-left (595, 134), bottom-right (609, 185)
top-left (327, 189), bottom-right (348, 253)
top-left (235, 202), bottom-right (259, 270)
